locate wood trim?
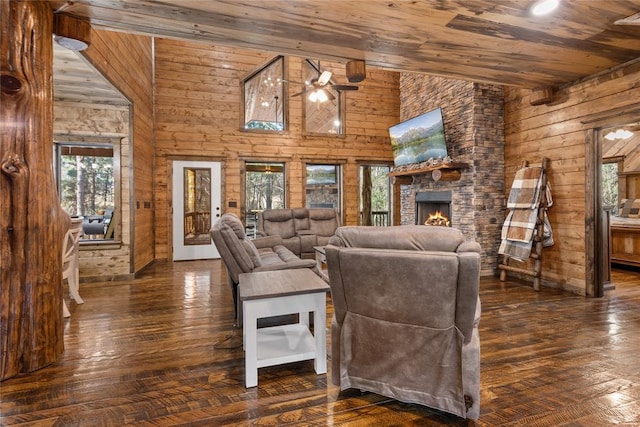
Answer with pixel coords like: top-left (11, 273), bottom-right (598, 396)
top-left (584, 128), bottom-right (600, 297)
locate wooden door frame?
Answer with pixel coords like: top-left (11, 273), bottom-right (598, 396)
top-left (585, 129), bottom-right (602, 297)
top-left (585, 109), bottom-right (640, 297)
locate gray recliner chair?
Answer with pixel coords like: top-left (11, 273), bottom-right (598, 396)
top-left (326, 225), bottom-right (482, 420)
top-left (210, 213), bottom-right (317, 321)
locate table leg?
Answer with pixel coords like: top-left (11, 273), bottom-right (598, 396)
top-left (244, 301), bottom-right (258, 388)
top-left (313, 294), bottom-right (327, 374)
top-left (299, 311), bottom-right (309, 328)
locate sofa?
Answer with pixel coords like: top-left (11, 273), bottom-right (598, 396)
top-left (326, 225), bottom-right (482, 420)
top-left (256, 208), bottom-right (340, 259)
top-left (210, 213), bottom-right (317, 320)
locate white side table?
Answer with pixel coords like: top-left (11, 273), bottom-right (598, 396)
top-left (239, 269), bottom-right (330, 388)
top-left (313, 245), bottom-right (329, 282)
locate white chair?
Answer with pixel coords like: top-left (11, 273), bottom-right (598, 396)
top-left (62, 218), bottom-right (84, 317)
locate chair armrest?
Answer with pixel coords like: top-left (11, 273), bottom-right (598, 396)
top-left (252, 235), bottom-right (284, 249)
top-left (253, 259), bottom-right (316, 272)
top-left (456, 252), bottom-right (480, 343)
top-left (457, 240), bottom-right (481, 253)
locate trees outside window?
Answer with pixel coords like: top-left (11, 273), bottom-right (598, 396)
top-left (602, 161), bottom-right (619, 214)
top-left (359, 165), bottom-right (391, 226)
top-left (56, 143), bottom-right (116, 240)
top-left (245, 162), bottom-right (285, 228)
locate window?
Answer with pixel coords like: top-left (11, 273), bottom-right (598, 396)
top-left (359, 165), bottom-right (391, 226)
top-left (245, 162), bottom-right (285, 236)
top-left (55, 141), bottom-right (117, 240)
top-left (243, 56), bottom-right (285, 131)
top-left (304, 60), bottom-right (343, 135)
top-left (305, 163), bottom-right (341, 217)
top-left (602, 160), bottom-right (620, 215)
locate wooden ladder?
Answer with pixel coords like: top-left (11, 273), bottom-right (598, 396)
top-left (498, 157), bottom-right (549, 291)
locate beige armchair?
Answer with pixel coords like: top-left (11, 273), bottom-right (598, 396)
top-left (210, 213), bottom-right (316, 321)
top-left (326, 225), bottom-right (481, 420)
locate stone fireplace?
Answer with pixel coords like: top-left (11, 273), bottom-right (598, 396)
top-left (415, 191), bottom-right (452, 226)
top-left (397, 73), bottom-right (506, 275)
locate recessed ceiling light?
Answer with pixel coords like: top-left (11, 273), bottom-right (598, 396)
top-left (531, 0), bottom-right (559, 16)
top-left (54, 35), bottom-right (89, 51)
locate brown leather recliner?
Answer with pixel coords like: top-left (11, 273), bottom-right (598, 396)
top-left (326, 225), bottom-right (482, 420)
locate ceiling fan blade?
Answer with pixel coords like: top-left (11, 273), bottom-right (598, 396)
top-left (317, 70), bottom-right (332, 86)
top-left (291, 90), bottom-right (306, 97)
top-left (331, 84), bottom-right (358, 91)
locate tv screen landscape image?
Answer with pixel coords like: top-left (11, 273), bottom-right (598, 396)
top-left (389, 108), bottom-right (447, 167)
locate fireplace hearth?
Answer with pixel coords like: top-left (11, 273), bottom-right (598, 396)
top-left (415, 191), bottom-right (452, 226)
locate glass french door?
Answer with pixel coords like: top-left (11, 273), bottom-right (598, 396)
top-left (172, 160), bottom-right (221, 261)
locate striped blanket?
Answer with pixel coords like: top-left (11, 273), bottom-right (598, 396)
top-left (499, 166), bottom-right (553, 261)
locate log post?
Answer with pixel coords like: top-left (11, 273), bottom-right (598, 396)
top-left (1, 0), bottom-right (66, 381)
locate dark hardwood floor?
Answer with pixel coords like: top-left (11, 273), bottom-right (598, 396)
top-left (1, 261), bottom-right (639, 426)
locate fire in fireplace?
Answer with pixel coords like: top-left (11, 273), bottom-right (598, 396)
top-left (425, 211), bottom-right (450, 226)
top-left (415, 190), bottom-right (452, 226)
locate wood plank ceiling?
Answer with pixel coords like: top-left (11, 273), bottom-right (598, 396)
top-left (50, 0), bottom-right (640, 163)
top-left (49, 0), bottom-right (640, 88)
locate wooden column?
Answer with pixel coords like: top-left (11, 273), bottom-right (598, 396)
top-left (1, 0), bottom-right (67, 381)
top-left (361, 166), bottom-right (372, 225)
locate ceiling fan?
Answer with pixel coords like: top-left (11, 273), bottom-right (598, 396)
top-left (292, 69), bottom-right (359, 102)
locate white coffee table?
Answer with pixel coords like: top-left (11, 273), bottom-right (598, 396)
top-left (239, 269), bottom-right (330, 388)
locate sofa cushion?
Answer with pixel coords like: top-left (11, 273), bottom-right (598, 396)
top-left (309, 208), bottom-right (340, 237)
top-left (292, 208), bottom-right (310, 231)
top-left (242, 239), bottom-right (262, 267)
top-left (261, 209), bottom-right (296, 239)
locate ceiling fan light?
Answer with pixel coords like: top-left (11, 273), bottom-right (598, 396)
top-left (316, 89), bottom-right (329, 103)
top-left (531, 0), bottom-right (559, 16)
top-left (308, 91), bottom-right (318, 103)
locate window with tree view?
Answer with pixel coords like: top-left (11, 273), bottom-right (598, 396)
top-left (602, 161), bottom-right (619, 214)
top-left (359, 165), bottom-right (391, 226)
top-left (56, 143), bottom-right (116, 240)
top-left (245, 162), bottom-right (285, 235)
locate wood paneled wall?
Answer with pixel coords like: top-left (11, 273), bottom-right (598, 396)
top-left (504, 61), bottom-right (640, 295)
top-left (153, 39), bottom-right (399, 260)
top-left (82, 29), bottom-right (155, 273)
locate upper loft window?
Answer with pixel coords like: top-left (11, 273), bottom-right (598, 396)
top-left (243, 56), bottom-right (286, 131)
top-left (304, 60), bottom-right (343, 135)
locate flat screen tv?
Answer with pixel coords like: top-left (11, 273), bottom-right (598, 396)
top-left (388, 107), bottom-right (447, 167)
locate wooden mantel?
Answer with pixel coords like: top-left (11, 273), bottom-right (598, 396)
top-left (388, 162), bottom-right (469, 184)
